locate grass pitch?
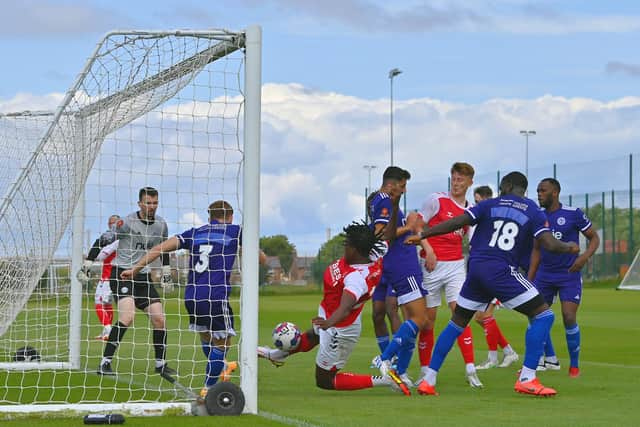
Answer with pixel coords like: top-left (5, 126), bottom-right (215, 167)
top-left (1, 283), bottom-right (639, 426)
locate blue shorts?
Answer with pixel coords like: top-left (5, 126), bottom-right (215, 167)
top-left (534, 272), bottom-right (583, 305)
top-left (184, 286), bottom-right (235, 338)
top-left (383, 271), bottom-right (424, 306)
top-left (372, 276), bottom-right (397, 302)
top-left (457, 259), bottom-right (539, 311)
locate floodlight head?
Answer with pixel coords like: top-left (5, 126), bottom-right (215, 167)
top-left (520, 130), bottom-right (536, 135)
top-left (389, 68), bottom-right (402, 79)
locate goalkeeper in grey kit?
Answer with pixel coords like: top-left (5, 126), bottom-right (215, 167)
top-left (97, 187), bottom-right (176, 377)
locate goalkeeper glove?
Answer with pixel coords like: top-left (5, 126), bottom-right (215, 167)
top-left (76, 260), bottom-right (94, 284)
top-left (369, 241), bottom-right (389, 262)
top-left (160, 265), bottom-right (174, 292)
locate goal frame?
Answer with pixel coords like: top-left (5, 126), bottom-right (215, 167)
top-left (0, 25), bottom-right (261, 417)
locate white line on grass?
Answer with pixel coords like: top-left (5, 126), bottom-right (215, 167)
top-left (259, 411), bottom-right (322, 427)
top-left (581, 360), bottom-right (640, 369)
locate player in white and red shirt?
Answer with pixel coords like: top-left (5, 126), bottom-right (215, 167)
top-left (416, 162), bottom-right (482, 387)
top-left (258, 204), bottom-right (410, 394)
top-left (85, 215), bottom-right (120, 341)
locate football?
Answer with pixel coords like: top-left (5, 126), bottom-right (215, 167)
top-left (272, 321), bottom-right (301, 352)
top-left (13, 346), bottom-right (41, 362)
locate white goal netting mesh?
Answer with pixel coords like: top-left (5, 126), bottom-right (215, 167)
top-left (0, 30), bottom-right (250, 408)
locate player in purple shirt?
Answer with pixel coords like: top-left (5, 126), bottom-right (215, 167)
top-left (529, 178), bottom-right (600, 378)
top-left (369, 166), bottom-right (429, 393)
top-left (406, 172), bottom-right (579, 396)
top-left (122, 200), bottom-right (264, 397)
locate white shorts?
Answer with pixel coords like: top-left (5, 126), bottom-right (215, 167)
top-left (94, 280), bottom-right (112, 305)
top-left (314, 306), bottom-right (361, 371)
top-left (421, 259), bottom-right (466, 308)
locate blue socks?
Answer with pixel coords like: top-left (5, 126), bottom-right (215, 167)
top-left (376, 335), bottom-right (390, 353)
top-left (544, 332), bottom-right (557, 359)
top-left (204, 343), bottom-right (226, 387)
top-left (565, 324), bottom-right (580, 368)
top-left (429, 321), bottom-right (464, 372)
top-left (524, 309), bottom-right (555, 370)
top-left (395, 332), bottom-right (416, 375)
top-left (381, 320), bottom-right (418, 361)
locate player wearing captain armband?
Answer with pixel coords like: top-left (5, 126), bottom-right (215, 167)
top-left (258, 192), bottom-right (412, 395)
top-left (121, 200), bottom-right (265, 398)
top-left (406, 172), bottom-right (579, 397)
top-left (529, 178), bottom-right (600, 378)
top-left (97, 187), bottom-right (176, 378)
top-left (369, 166), bottom-right (430, 394)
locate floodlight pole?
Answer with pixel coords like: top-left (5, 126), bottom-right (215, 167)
top-left (389, 68), bottom-right (402, 166)
top-left (520, 130), bottom-right (536, 178)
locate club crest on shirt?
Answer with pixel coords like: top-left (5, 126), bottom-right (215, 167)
top-left (557, 217), bottom-right (566, 226)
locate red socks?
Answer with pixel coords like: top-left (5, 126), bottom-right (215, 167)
top-left (418, 328), bottom-right (434, 367)
top-left (482, 316), bottom-right (509, 350)
top-left (95, 304), bottom-right (113, 327)
top-left (457, 326), bottom-right (475, 364)
top-left (333, 373), bottom-right (373, 390)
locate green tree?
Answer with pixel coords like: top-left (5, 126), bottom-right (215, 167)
top-left (311, 233), bottom-right (345, 284)
top-left (260, 235), bottom-right (296, 274)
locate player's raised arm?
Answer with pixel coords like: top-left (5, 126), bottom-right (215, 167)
top-left (120, 236), bottom-right (180, 279)
top-left (405, 213), bottom-right (473, 245)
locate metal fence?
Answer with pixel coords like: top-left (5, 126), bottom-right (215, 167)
top-left (408, 153), bottom-right (640, 279)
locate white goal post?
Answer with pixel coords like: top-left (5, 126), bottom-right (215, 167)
top-left (618, 249), bottom-right (640, 290)
top-left (0, 26), bottom-right (261, 417)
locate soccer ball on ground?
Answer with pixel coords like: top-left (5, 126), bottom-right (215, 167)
top-left (272, 321), bottom-right (301, 352)
top-left (13, 346), bottom-right (41, 362)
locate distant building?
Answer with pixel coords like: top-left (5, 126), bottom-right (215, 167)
top-left (265, 256), bottom-right (283, 283)
top-left (289, 256), bottom-right (315, 285)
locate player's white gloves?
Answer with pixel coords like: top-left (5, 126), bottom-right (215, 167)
top-left (76, 260), bottom-right (94, 284)
top-left (160, 265), bottom-right (174, 293)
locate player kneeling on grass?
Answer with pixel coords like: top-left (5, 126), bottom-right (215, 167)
top-left (259, 207), bottom-right (412, 394)
top-left (121, 200), bottom-right (262, 396)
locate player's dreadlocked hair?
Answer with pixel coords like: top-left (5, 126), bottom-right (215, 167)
top-left (343, 220), bottom-right (384, 259)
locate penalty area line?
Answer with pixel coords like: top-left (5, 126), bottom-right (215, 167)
top-left (259, 411), bottom-right (322, 427)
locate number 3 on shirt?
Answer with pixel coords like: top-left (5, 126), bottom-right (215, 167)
top-left (488, 220), bottom-right (519, 250)
top-left (195, 244), bottom-right (213, 273)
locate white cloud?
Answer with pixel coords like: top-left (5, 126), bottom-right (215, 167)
top-left (3, 84), bottom-right (640, 255)
top-left (0, 1), bottom-right (127, 37)
top-left (255, 0), bottom-right (640, 35)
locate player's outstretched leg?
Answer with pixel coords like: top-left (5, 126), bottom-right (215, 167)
top-left (417, 320), bottom-right (465, 396)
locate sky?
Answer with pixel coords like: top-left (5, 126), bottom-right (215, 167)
top-left (1, 0), bottom-right (640, 256)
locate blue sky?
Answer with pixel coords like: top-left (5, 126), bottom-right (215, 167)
top-left (1, 1), bottom-right (640, 255)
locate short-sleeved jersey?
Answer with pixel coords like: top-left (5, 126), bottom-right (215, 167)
top-left (177, 220), bottom-right (241, 301)
top-left (538, 204), bottom-right (591, 274)
top-left (368, 191), bottom-right (421, 278)
top-left (321, 257), bottom-right (382, 328)
top-left (466, 194), bottom-right (550, 266)
top-left (420, 192), bottom-right (469, 261)
top-left (112, 212), bottom-right (168, 270)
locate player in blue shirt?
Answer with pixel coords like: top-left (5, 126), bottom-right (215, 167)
top-left (122, 200), bottom-right (263, 396)
top-left (529, 178), bottom-right (600, 378)
top-left (369, 166), bottom-right (429, 393)
top-left (406, 171), bottom-right (579, 396)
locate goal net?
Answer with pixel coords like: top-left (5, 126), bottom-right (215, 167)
top-left (0, 28), bottom-right (261, 416)
top-left (618, 249), bottom-right (640, 290)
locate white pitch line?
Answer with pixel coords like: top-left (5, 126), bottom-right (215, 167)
top-left (580, 360), bottom-right (640, 369)
top-left (259, 411), bottom-right (322, 427)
